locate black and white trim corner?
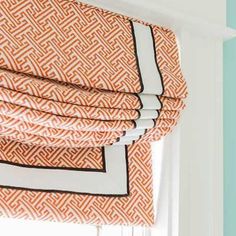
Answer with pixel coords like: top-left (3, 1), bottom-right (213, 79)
top-left (0, 145), bottom-right (129, 197)
top-left (130, 21), bottom-right (164, 96)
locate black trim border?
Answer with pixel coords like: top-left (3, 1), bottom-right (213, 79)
top-left (129, 21), bottom-right (165, 143)
top-left (0, 146), bottom-right (130, 197)
top-left (149, 26), bottom-right (165, 97)
top-left (130, 20), bottom-right (144, 93)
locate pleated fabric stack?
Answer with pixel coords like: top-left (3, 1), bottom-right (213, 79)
top-left (0, 0), bottom-right (187, 226)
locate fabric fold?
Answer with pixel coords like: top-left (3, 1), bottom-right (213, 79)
top-left (0, 0), bottom-right (187, 227)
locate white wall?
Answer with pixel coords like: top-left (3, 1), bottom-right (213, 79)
top-left (178, 30), bottom-right (223, 236)
top-left (122, 0), bottom-right (226, 25)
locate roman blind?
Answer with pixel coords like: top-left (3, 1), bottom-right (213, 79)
top-left (0, 0), bottom-right (187, 226)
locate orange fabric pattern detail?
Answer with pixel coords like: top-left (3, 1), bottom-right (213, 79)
top-left (0, 69), bottom-right (141, 110)
top-left (0, 142), bottom-right (154, 226)
top-left (0, 0), bottom-right (141, 93)
top-left (0, 0), bottom-right (187, 227)
top-left (0, 138), bottom-right (104, 169)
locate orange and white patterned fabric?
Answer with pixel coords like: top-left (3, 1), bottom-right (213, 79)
top-left (0, 141), bottom-right (154, 226)
top-left (0, 0), bottom-right (187, 226)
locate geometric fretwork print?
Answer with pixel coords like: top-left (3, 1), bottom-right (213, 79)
top-left (0, 142), bottom-right (154, 226)
top-left (0, 0), bottom-right (141, 93)
top-left (0, 138), bottom-right (104, 170)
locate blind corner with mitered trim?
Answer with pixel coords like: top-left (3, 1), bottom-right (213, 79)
top-left (0, 0), bottom-right (187, 226)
